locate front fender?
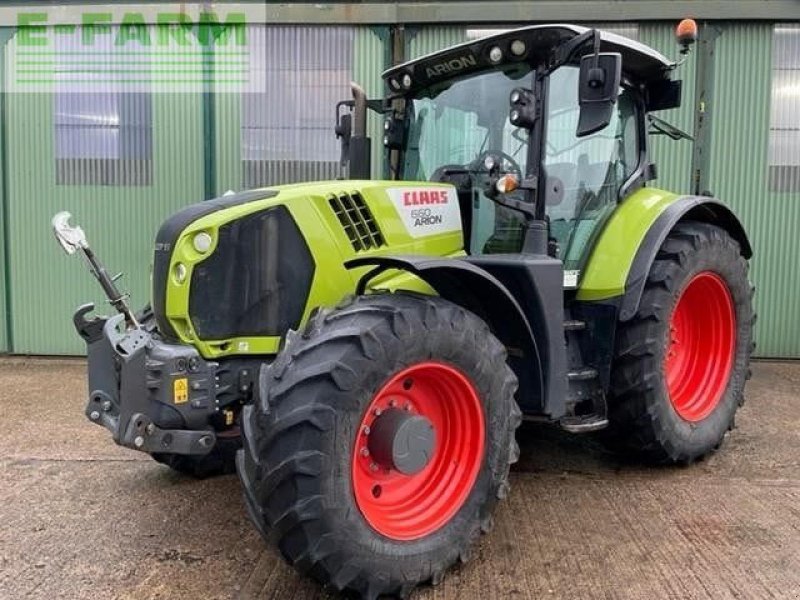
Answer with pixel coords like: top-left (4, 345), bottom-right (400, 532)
top-left (346, 255), bottom-right (546, 412)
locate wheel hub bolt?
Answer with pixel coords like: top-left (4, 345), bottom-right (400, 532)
top-left (102, 401), bottom-right (112, 412)
top-left (89, 411), bottom-right (100, 421)
top-left (360, 447), bottom-right (370, 457)
top-left (133, 436), bottom-right (145, 448)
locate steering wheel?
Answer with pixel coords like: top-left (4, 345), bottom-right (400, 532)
top-left (469, 150), bottom-right (523, 180)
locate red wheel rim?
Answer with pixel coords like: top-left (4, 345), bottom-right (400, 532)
top-left (664, 271), bottom-right (736, 422)
top-left (352, 362), bottom-right (485, 541)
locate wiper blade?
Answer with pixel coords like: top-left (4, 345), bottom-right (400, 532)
top-left (648, 114), bottom-right (694, 141)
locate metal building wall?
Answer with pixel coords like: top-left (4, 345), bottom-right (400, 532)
top-left (709, 23), bottom-right (798, 357)
top-left (0, 17), bottom-right (796, 357)
top-left (3, 28), bottom-right (206, 355)
top-left (639, 24), bottom-right (697, 194)
top-left (0, 29), bottom-right (9, 352)
top-left (214, 26), bottom-right (387, 197)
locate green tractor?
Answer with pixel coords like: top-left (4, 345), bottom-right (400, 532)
top-left (54, 22), bottom-right (754, 599)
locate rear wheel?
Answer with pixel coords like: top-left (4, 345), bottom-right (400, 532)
top-left (238, 292), bottom-right (520, 598)
top-left (606, 221), bottom-right (755, 463)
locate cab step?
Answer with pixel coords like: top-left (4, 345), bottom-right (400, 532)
top-left (567, 367), bottom-right (598, 381)
top-left (560, 414), bottom-right (609, 433)
top-left (563, 319), bottom-right (586, 331)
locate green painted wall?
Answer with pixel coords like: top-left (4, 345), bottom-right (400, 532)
top-left (640, 24), bottom-right (697, 194)
top-left (0, 21), bottom-right (797, 357)
top-left (0, 28), bottom-right (11, 352)
top-left (354, 27), bottom-right (389, 180)
top-left (4, 30), bottom-right (206, 354)
top-left (708, 23), bottom-right (799, 357)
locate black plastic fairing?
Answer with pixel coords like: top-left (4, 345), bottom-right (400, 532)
top-left (188, 207), bottom-right (315, 339)
top-left (152, 189), bottom-right (278, 340)
top-left (465, 254), bottom-right (568, 419)
top-left (346, 254), bottom-right (559, 417)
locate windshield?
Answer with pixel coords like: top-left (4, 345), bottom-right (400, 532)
top-left (394, 63), bottom-right (640, 266)
top-left (400, 67), bottom-right (533, 180)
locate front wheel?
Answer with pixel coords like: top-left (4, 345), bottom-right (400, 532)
top-left (605, 221), bottom-right (755, 463)
top-left (238, 293), bottom-right (520, 598)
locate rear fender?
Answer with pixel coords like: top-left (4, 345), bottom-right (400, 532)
top-left (619, 196), bottom-right (751, 321)
top-left (577, 188), bottom-right (751, 321)
top-left (346, 255), bottom-right (547, 415)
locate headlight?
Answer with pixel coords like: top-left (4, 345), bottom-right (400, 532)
top-left (193, 231), bottom-right (213, 253)
top-left (174, 263), bottom-right (187, 284)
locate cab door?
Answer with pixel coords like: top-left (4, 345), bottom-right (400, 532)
top-left (542, 65), bottom-right (641, 274)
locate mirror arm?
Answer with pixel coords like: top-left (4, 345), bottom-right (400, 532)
top-left (547, 29), bottom-right (597, 74)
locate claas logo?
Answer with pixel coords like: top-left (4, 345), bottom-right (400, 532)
top-left (403, 190), bottom-right (450, 206)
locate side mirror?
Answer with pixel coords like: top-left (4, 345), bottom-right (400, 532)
top-left (576, 52), bottom-right (621, 137)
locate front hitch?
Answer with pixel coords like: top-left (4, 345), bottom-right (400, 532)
top-left (52, 211), bottom-right (138, 329)
top-left (82, 313), bottom-right (218, 457)
top-left (53, 211), bottom-right (219, 458)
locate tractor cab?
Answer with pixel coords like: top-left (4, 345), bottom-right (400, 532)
top-left (376, 25), bottom-right (679, 273)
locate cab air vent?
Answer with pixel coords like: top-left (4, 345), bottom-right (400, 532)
top-left (329, 192), bottom-right (386, 252)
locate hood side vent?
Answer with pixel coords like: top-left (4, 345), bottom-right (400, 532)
top-left (329, 192), bottom-right (386, 252)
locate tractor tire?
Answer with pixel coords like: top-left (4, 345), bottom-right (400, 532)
top-left (152, 432), bottom-right (241, 478)
top-left (605, 221), bottom-right (755, 464)
top-left (238, 292), bottom-right (520, 599)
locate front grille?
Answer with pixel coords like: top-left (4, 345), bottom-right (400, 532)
top-left (329, 192), bottom-right (386, 252)
top-left (188, 206), bottom-right (315, 340)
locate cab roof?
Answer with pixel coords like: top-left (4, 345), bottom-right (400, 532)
top-left (383, 24), bottom-right (675, 91)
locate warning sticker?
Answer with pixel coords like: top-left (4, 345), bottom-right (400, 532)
top-left (173, 377), bottom-right (189, 404)
top-left (387, 187), bottom-right (462, 239)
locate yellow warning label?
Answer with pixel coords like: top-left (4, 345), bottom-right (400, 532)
top-left (173, 377), bottom-right (189, 404)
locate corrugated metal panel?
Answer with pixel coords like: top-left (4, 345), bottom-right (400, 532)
top-left (710, 23), bottom-right (799, 357)
top-left (215, 26), bottom-right (354, 192)
top-left (4, 29), bottom-right (206, 354)
top-left (215, 25), bottom-right (379, 194)
top-left (0, 28), bottom-right (10, 352)
top-left (214, 69), bottom-right (243, 195)
top-left (408, 27), bottom-right (469, 60)
top-left (353, 27), bottom-right (389, 179)
top-left (639, 24), bottom-right (697, 194)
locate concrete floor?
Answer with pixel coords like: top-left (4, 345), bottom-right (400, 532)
top-left (0, 358), bottom-right (798, 600)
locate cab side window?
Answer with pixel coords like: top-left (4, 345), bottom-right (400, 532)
top-left (544, 66), bottom-right (639, 269)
